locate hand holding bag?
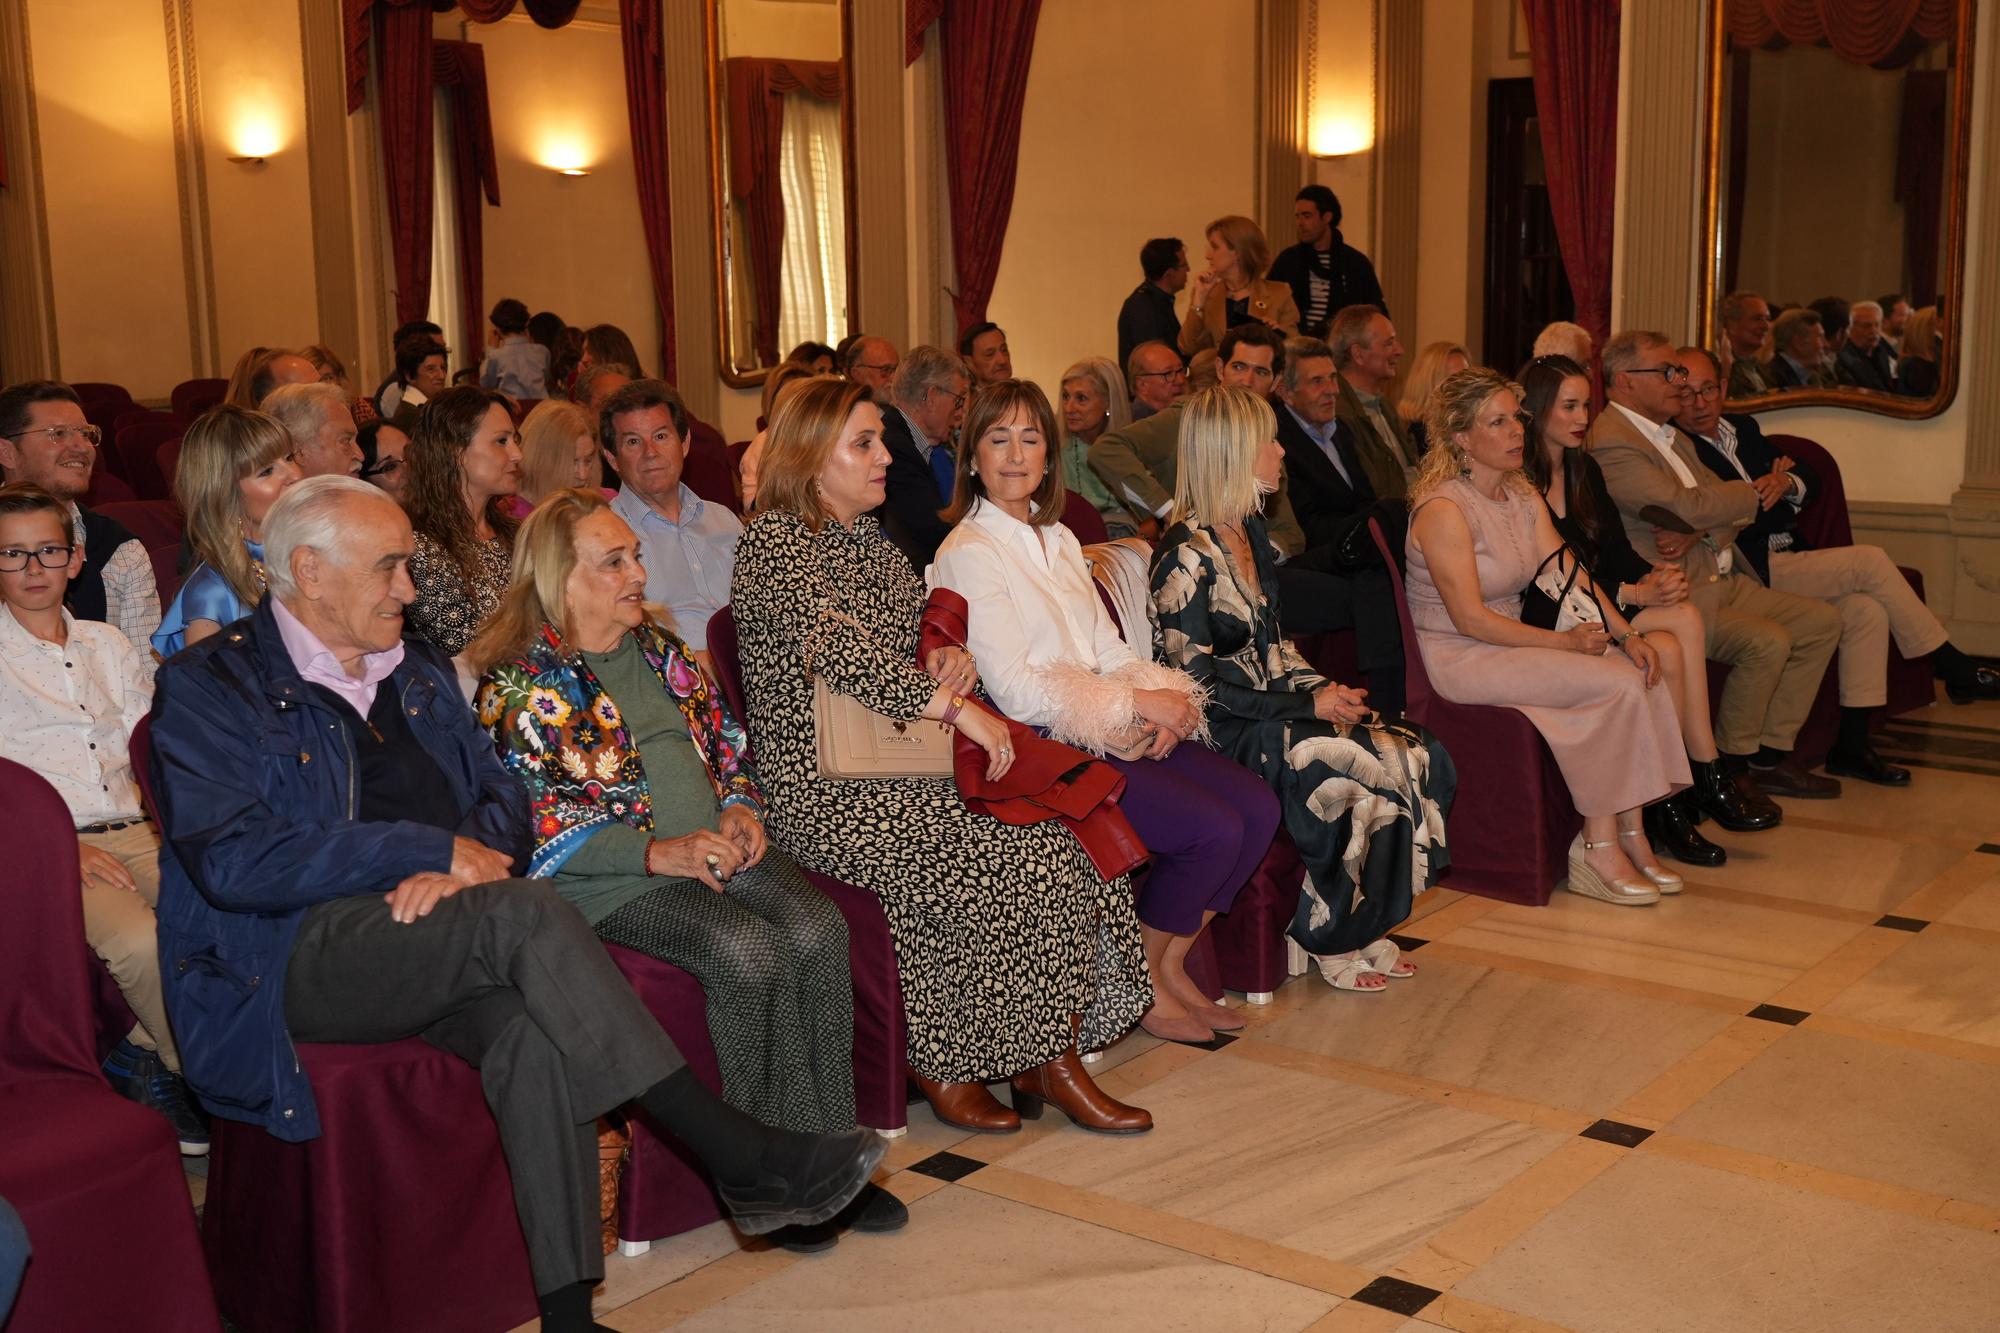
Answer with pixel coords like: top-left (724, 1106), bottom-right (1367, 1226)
top-left (812, 677), bottom-right (955, 778)
top-left (1527, 544), bottom-right (1605, 633)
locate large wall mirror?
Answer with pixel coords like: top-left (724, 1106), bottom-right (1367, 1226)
top-left (704, 0), bottom-right (855, 387)
top-left (1700, 0), bottom-right (1975, 419)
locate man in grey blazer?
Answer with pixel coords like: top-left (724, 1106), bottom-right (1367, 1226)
top-left (1590, 331), bottom-right (1842, 811)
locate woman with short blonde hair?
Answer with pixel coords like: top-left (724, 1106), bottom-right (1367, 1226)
top-left (1152, 387), bottom-right (1453, 991)
top-left (512, 399), bottom-right (604, 516)
top-left (1178, 216), bottom-right (1300, 358)
top-left (1056, 357), bottom-right (1142, 536)
top-left (733, 377), bottom-right (1157, 1136)
top-left (1396, 340), bottom-right (1470, 457)
top-left (153, 405), bottom-right (301, 655)
top-left (738, 360), bottom-right (822, 508)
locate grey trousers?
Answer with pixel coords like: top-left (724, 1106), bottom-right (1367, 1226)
top-left (284, 878), bottom-right (685, 1292)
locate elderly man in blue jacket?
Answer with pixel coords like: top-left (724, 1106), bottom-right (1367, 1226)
top-left (148, 476), bottom-right (883, 1333)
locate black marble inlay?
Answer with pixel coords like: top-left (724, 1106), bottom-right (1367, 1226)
top-left (1747, 1003), bottom-right (1810, 1026)
top-left (1977, 843), bottom-right (2000, 857)
top-left (1874, 914), bottom-right (1930, 933)
top-left (1348, 1275), bottom-right (1441, 1316)
top-left (1386, 932), bottom-right (1429, 952)
top-left (1578, 1118), bottom-right (1655, 1148)
top-left (906, 1151), bottom-right (986, 1183)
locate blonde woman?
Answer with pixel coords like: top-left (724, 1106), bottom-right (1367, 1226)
top-left (152, 405), bottom-right (301, 656)
top-left (1404, 368), bottom-right (1688, 906)
top-left (1396, 340), bottom-right (1469, 458)
top-left (1179, 215), bottom-right (1300, 358)
top-left (737, 360), bottom-right (819, 509)
top-left (1056, 357), bottom-right (1145, 536)
top-left (509, 399), bottom-right (607, 518)
top-left (1150, 387), bottom-right (1452, 990)
top-left (732, 377), bottom-right (1154, 1137)
top-left (468, 489), bottom-right (897, 1251)
top-left (1894, 306), bottom-right (1941, 398)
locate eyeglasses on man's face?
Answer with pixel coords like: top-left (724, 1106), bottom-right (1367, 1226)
top-left (853, 361), bottom-right (899, 376)
top-left (0, 543), bottom-right (77, 572)
top-left (1135, 367), bottom-right (1188, 383)
top-left (1687, 383), bottom-right (1722, 402)
top-left (1625, 364), bottom-right (1689, 385)
top-left (9, 424), bottom-right (102, 449)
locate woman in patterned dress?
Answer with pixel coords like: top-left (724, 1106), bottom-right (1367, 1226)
top-left (731, 378), bottom-right (1154, 1137)
top-left (467, 489), bottom-right (900, 1250)
top-left (1151, 386), bottom-right (1454, 991)
top-left (403, 385), bottom-right (522, 655)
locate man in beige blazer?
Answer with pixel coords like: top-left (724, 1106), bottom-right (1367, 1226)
top-left (1590, 331), bottom-right (1842, 809)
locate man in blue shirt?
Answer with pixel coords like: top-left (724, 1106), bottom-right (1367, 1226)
top-left (602, 380), bottom-right (743, 655)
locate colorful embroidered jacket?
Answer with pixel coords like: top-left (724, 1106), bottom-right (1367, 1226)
top-left (475, 620), bottom-right (766, 877)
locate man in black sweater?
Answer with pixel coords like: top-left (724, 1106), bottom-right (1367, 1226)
top-left (1267, 186), bottom-right (1386, 338)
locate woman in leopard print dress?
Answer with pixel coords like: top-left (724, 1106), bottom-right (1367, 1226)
top-left (730, 378), bottom-right (1154, 1137)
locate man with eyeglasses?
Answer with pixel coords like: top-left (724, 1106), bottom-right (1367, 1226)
top-left (1091, 325), bottom-right (1307, 552)
top-left (840, 335), bottom-right (901, 405)
top-left (1592, 330), bottom-right (1841, 812)
top-left (0, 380), bottom-right (162, 661)
top-left (876, 345), bottom-right (970, 567)
top-left (1674, 346), bottom-right (1997, 781)
top-left (0, 482), bottom-right (207, 1153)
top-left (1125, 341), bottom-right (1189, 421)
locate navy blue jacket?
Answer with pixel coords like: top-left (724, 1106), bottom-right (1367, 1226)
top-left (1683, 413), bottom-right (1819, 585)
top-left (149, 600), bottom-right (529, 1141)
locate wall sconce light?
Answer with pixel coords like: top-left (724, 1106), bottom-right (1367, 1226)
top-left (1309, 115), bottom-right (1374, 158)
top-left (228, 115), bottom-right (285, 166)
top-left (227, 155), bottom-right (268, 167)
top-left (554, 167), bottom-right (590, 178)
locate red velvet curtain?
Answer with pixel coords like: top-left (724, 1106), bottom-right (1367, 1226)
top-left (1726, 0), bottom-right (1954, 64)
top-left (728, 57), bottom-right (843, 365)
top-left (936, 0), bottom-right (1043, 335)
top-left (1524, 0), bottom-right (1621, 348)
top-left (376, 1), bottom-right (439, 326)
top-left (905, 0), bottom-right (945, 63)
top-left (345, 0), bottom-right (578, 111)
top-left (434, 40), bottom-right (502, 353)
top-left (618, 0), bottom-right (677, 383)
top-left (1897, 69), bottom-right (1948, 303)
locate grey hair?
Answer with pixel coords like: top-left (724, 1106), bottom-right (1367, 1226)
top-left (262, 381), bottom-right (348, 450)
top-left (263, 474), bottom-right (397, 598)
top-left (1600, 329), bottom-right (1672, 380)
top-left (1280, 336), bottom-right (1336, 393)
top-left (891, 344), bottom-right (969, 410)
top-left (1531, 321), bottom-right (1592, 362)
top-left (1326, 305), bottom-right (1384, 368)
top-left (1849, 299), bottom-right (1883, 320)
top-left (1719, 291), bottom-right (1766, 324)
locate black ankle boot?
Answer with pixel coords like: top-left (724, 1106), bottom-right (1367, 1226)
top-left (1692, 758), bottom-right (1781, 832)
top-left (1645, 795), bottom-right (1725, 867)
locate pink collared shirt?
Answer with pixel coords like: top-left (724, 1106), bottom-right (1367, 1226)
top-left (270, 595), bottom-right (406, 717)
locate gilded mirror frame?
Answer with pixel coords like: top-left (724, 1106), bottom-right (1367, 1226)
top-left (703, 0), bottom-right (860, 390)
top-left (1697, 0), bottom-right (1978, 420)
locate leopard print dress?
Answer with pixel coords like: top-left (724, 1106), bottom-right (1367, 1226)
top-left (730, 508), bottom-right (1151, 1082)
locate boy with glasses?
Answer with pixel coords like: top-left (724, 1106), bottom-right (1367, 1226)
top-left (0, 380), bottom-right (163, 660)
top-left (0, 482), bottom-right (206, 1153)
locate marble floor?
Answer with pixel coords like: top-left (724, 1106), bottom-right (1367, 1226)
top-left (211, 695), bottom-right (2000, 1333)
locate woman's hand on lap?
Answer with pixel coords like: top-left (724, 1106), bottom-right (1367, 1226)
top-left (719, 806), bottom-right (767, 867)
top-left (954, 705), bottom-right (1016, 781)
top-left (647, 829), bottom-right (746, 892)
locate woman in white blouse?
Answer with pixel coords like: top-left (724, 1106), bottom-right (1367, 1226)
top-left (929, 380), bottom-right (1281, 1045)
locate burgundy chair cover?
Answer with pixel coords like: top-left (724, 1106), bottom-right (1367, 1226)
top-left (94, 499), bottom-right (185, 554)
top-left (0, 758), bottom-right (220, 1333)
top-left (115, 418), bottom-right (184, 502)
top-left (1059, 491), bottom-right (1110, 546)
top-left (609, 872), bottom-right (908, 1244)
top-left (201, 1042), bottom-right (537, 1333)
top-left (158, 437), bottom-right (184, 494)
top-left (684, 417), bottom-right (743, 515)
top-left (728, 439), bottom-right (751, 487)
top-left (73, 383), bottom-right (138, 442)
top-left (152, 543), bottom-right (185, 604)
top-left (82, 464), bottom-right (137, 507)
top-left (171, 378), bottom-right (229, 420)
top-left (1376, 519), bottom-right (1579, 905)
top-left (1702, 434), bottom-right (1933, 766)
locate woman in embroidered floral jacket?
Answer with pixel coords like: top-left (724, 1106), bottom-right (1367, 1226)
top-left (469, 488), bottom-right (899, 1248)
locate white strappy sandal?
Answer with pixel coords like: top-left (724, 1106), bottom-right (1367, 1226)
top-left (1358, 938), bottom-right (1418, 979)
top-left (1313, 950), bottom-right (1388, 992)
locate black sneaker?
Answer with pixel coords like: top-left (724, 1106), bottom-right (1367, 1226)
top-left (715, 1127), bottom-right (886, 1237)
top-left (101, 1037), bottom-right (210, 1156)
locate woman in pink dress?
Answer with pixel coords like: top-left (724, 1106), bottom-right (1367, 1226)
top-left (1404, 368), bottom-right (1690, 906)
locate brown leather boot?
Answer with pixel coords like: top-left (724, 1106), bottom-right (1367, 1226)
top-left (910, 1074), bottom-right (1021, 1134)
top-left (1009, 1051), bottom-right (1153, 1135)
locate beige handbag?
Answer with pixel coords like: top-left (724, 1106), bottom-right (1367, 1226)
top-left (813, 677), bottom-right (956, 778)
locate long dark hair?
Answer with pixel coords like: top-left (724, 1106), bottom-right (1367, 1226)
top-left (1518, 354), bottom-right (1601, 546)
top-left (405, 385), bottom-right (520, 578)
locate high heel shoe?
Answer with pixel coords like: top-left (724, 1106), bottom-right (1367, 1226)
top-left (1564, 833), bottom-right (1659, 906)
top-left (1617, 828), bottom-right (1683, 893)
top-left (1010, 1051), bottom-right (1153, 1135)
top-left (910, 1074), bottom-right (1020, 1134)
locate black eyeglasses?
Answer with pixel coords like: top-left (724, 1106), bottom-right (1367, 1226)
top-left (0, 543), bottom-right (76, 572)
top-left (1625, 365), bottom-right (1689, 384)
top-left (1135, 367), bottom-right (1189, 383)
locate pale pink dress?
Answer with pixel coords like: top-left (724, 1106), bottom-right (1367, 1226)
top-left (1404, 476), bottom-right (1688, 816)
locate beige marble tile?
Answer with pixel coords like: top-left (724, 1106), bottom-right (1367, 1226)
top-left (1936, 857), bottom-right (2000, 933)
top-left (593, 1219), bottom-right (749, 1321)
top-left (1821, 927), bottom-right (2000, 1046)
top-left (1439, 890), bottom-right (1864, 1002)
top-left (1453, 1152), bottom-right (2000, 1333)
top-left (990, 1052), bottom-right (1567, 1274)
top-left (1686, 819), bottom-right (1967, 914)
top-left (1247, 953), bottom-right (1737, 1115)
top-left (670, 1186), bottom-right (1337, 1333)
top-left (1770, 761), bottom-right (1999, 848)
top-left (1664, 1027), bottom-right (2000, 1211)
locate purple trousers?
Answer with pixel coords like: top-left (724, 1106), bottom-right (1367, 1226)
top-left (1105, 742), bottom-right (1281, 936)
